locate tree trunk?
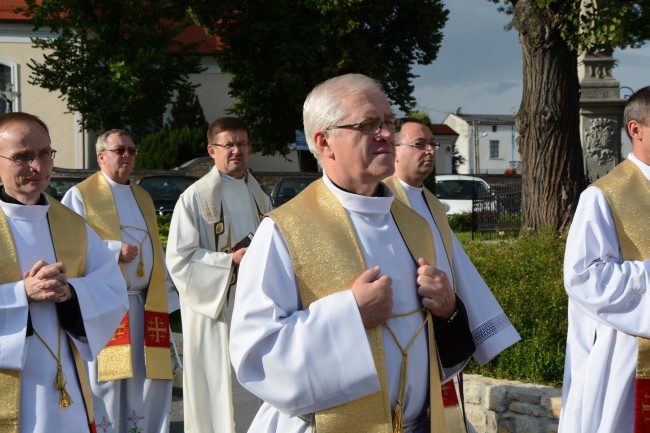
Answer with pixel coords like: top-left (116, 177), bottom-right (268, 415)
top-left (513, 0), bottom-right (587, 234)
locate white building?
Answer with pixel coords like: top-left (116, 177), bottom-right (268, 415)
top-left (443, 112), bottom-right (521, 175)
top-left (430, 124), bottom-right (458, 175)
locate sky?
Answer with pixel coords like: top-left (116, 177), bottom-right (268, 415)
top-left (409, 0), bottom-right (650, 124)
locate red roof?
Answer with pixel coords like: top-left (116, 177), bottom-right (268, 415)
top-left (0, 1), bottom-right (32, 21)
top-left (175, 24), bottom-right (220, 55)
top-left (0, 1), bottom-right (220, 54)
top-left (430, 124), bottom-right (458, 136)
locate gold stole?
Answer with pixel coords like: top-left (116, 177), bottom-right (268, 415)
top-left (385, 177), bottom-right (467, 433)
top-left (76, 172), bottom-right (172, 381)
top-left (0, 199), bottom-right (96, 433)
top-left (594, 159), bottom-right (650, 432)
top-left (269, 179), bottom-right (448, 433)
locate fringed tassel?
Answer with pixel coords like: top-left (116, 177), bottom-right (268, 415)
top-left (55, 364), bottom-right (72, 407)
top-left (392, 400), bottom-right (403, 433)
top-left (137, 257), bottom-right (145, 277)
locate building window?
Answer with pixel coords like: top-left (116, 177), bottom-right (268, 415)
top-left (492, 125), bottom-right (497, 132)
top-left (0, 61), bottom-right (20, 114)
top-left (490, 140), bottom-right (500, 158)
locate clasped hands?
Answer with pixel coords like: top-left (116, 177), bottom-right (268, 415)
top-left (24, 260), bottom-right (73, 303)
top-left (352, 258), bottom-right (456, 329)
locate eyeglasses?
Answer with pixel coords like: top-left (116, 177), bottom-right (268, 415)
top-left (211, 142), bottom-right (250, 150)
top-left (325, 118), bottom-right (400, 136)
top-left (105, 147), bottom-right (138, 156)
top-left (0, 149), bottom-right (57, 166)
top-left (397, 141), bottom-right (440, 151)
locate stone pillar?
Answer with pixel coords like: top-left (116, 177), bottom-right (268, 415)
top-left (578, 47), bottom-right (626, 182)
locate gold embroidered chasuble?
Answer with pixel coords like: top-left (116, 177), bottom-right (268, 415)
top-left (0, 199), bottom-right (96, 433)
top-left (384, 177), bottom-right (455, 285)
top-left (75, 172), bottom-right (171, 381)
top-left (594, 159), bottom-right (650, 431)
top-left (269, 179), bottom-right (450, 433)
top-left (384, 176), bottom-right (468, 433)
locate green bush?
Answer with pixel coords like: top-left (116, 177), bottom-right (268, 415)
top-left (461, 228), bottom-right (567, 386)
top-left (136, 126), bottom-right (207, 169)
top-left (157, 214), bottom-right (172, 249)
top-left (448, 212), bottom-right (472, 232)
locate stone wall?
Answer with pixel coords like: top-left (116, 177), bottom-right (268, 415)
top-left (464, 374), bottom-right (561, 433)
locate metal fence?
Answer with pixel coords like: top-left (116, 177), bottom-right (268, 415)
top-left (472, 177), bottom-right (522, 239)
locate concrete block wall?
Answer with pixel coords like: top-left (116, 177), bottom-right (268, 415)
top-left (464, 374), bottom-right (561, 433)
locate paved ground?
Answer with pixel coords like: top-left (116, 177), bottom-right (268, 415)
top-left (169, 376), bottom-right (260, 433)
top-left (170, 388), bottom-right (184, 433)
top-left (169, 332), bottom-right (261, 433)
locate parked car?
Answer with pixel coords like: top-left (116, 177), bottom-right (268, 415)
top-left (270, 176), bottom-right (319, 207)
top-left (137, 175), bottom-right (197, 215)
top-left (434, 175), bottom-right (492, 215)
top-left (45, 176), bottom-right (86, 201)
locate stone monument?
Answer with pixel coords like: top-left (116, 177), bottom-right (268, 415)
top-left (578, 48), bottom-right (626, 182)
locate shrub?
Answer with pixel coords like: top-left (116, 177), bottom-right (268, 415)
top-left (136, 126), bottom-right (206, 169)
top-left (461, 228), bottom-right (568, 386)
top-left (448, 212), bottom-right (472, 232)
top-left (157, 214), bottom-right (172, 249)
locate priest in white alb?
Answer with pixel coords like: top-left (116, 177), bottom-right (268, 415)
top-left (0, 112), bottom-right (128, 433)
top-left (166, 117), bottom-right (272, 433)
top-left (230, 74), bottom-right (476, 433)
top-left (62, 129), bottom-right (174, 433)
top-left (386, 117), bottom-right (520, 428)
top-left (559, 86), bottom-right (650, 433)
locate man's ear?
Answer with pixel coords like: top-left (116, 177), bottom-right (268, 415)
top-left (207, 144), bottom-right (215, 157)
top-left (628, 120), bottom-right (645, 141)
top-left (314, 131), bottom-right (333, 160)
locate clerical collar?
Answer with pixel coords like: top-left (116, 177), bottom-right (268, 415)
top-left (328, 179), bottom-right (386, 197)
top-left (101, 170), bottom-right (131, 187)
top-left (0, 186), bottom-right (47, 205)
top-left (218, 170), bottom-right (246, 183)
top-left (628, 152), bottom-right (650, 180)
top-left (398, 178), bottom-right (424, 194)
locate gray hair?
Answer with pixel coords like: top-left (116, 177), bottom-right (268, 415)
top-left (303, 74), bottom-right (385, 163)
top-left (95, 129), bottom-right (132, 154)
top-left (624, 86), bottom-right (650, 140)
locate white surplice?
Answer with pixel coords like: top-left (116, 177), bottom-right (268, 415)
top-left (0, 197), bottom-right (128, 433)
top-left (559, 153), bottom-right (650, 433)
top-left (63, 172), bottom-right (173, 433)
top-left (166, 167), bottom-right (272, 433)
top-left (397, 179), bottom-right (520, 367)
top-left (230, 174), bottom-right (465, 433)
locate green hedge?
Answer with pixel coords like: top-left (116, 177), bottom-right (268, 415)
top-left (461, 229), bottom-right (568, 386)
top-left (136, 126), bottom-right (206, 170)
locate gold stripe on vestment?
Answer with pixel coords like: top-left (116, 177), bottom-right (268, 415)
top-left (270, 179), bottom-right (448, 433)
top-left (77, 173), bottom-right (172, 381)
top-left (0, 199), bottom-right (94, 432)
top-left (385, 177), bottom-right (468, 433)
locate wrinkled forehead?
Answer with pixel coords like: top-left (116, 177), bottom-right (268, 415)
top-left (338, 89), bottom-right (393, 120)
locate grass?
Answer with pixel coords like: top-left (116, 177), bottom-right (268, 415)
top-left (459, 229), bottom-right (567, 386)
